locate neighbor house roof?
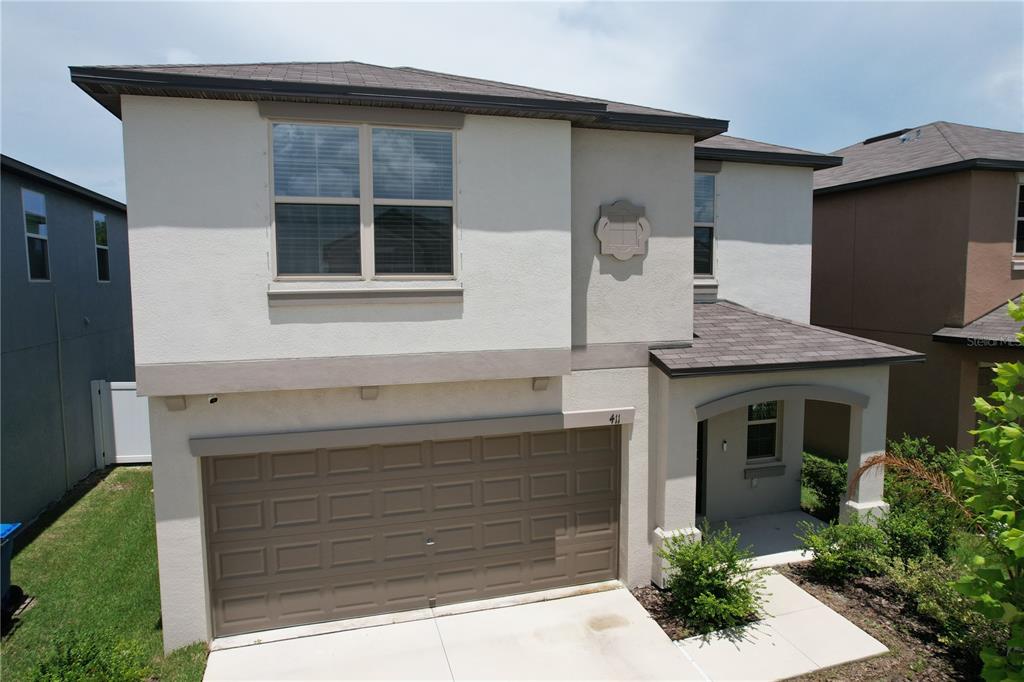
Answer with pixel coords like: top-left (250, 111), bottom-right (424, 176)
top-left (815, 121), bottom-right (1024, 194)
top-left (933, 298), bottom-right (1023, 347)
top-left (650, 301), bottom-right (923, 378)
top-left (69, 60), bottom-right (729, 139)
top-left (696, 134), bottom-right (842, 170)
top-left (1, 155), bottom-right (125, 211)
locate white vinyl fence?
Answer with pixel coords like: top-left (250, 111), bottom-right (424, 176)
top-left (91, 380), bottom-right (152, 466)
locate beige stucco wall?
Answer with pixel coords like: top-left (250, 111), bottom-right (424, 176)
top-left (122, 96), bottom-right (573, 367)
top-left (570, 128), bottom-right (693, 346)
top-left (714, 162), bottom-right (813, 322)
top-left (703, 399), bottom-right (805, 522)
top-left (151, 368), bottom-right (652, 651)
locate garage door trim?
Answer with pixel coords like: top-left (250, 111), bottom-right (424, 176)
top-left (190, 407), bottom-right (635, 458)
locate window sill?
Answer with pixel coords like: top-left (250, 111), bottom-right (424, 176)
top-left (267, 281), bottom-right (463, 307)
top-left (1012, 258), bottom-right (1024, 272)
top-left (743, 462), bottom-right (785, 479)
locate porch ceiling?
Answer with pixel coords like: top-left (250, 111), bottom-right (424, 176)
top-left (651, 301), bottom-right (924, 378)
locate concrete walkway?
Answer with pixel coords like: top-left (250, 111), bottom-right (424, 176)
top-left (203, 571), bottom-right (886, 681)
top-left (203, 587), bottom-right (702, 681)
top-left (676, 571), bottom-right (887, 680)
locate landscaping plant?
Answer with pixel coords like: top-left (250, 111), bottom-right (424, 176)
top-left (796, 520), bottom-right (888, 583)
top-left (657, 521), bottom-right (764, 633)
top-left (852, 300), bottom-right (1024, 681)
top-left (800, 453), bottom-right (847, 519)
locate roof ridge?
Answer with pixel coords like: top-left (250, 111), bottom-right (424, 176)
top-left (714, 300), bottom-right (917, 356)
top-left (932, 122), bottom-right (967, 161)
top-left (707, 133), bottom-right (825, 157)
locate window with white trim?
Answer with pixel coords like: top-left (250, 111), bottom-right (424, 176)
top-left (22, 188), bottom-right (49, 281)
top-left (94, 211), bottom-right (110, 282)
top-left (694, 174), bottom-right (715, 276)
top-left (1015, 184), bottom-right (1024, 256)
top-left (271, 122), bottom-right (455, 278)
top-left (746, 401), bottom-right (780, 461)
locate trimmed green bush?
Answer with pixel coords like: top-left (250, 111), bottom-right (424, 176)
top-left (882, 436), bottom-right (963, 560)
top-left (32, 629), bottom-right (150, 682)
top-left (658, 521), bottom-right (764, 633)
top-left (888, 556), bottom-right (1008, 659)
top-left (797, 520), bottom-right (888, 583)
top-left (801, 453), bottom-right (847, 518)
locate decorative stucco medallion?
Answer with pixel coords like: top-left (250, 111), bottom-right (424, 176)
top-left (595, 200), bottom-right (651, 261)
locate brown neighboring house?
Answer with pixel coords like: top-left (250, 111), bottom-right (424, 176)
top-left (807, 121), bottom-right (1024, 453)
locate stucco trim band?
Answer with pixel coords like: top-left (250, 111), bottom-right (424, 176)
top-left (694, 384), bottom-right (870, 421)
top-left (267, 287), bottom-right (464, 306)
top-left (136, 348), bottom-right (571, 396)
top-left (189, 407), bottom-right (636, 457)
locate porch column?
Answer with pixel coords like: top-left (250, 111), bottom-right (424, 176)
top-left (651, 393), bottom-right (701, 586)
top-left (840, 402), bottom-right (889, 523)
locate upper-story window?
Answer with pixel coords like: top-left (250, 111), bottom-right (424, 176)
top-left (22, 188), bottom-right (49, 281)
top-left (1015, 184), bottom-right (1024, 256)
top-left (94, 212), bottom-right (110, 282)
top-left (694, 174), bottom-right (715, 276)
top-left (746, 401), bottom-right (780, 461)
top-left (271, 123), bottom-right (455, 278)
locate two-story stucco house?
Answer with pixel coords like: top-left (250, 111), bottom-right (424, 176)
top-left (71, 61), bottom-right (921, 651)
top-left (808, 122), bottom-right (1024, 454)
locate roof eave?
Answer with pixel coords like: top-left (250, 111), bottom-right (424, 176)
top-left (931, 333), bottom-right (1022, 348)
top-left (69, 67), bottom-right (729, 139)
top-left (0, 154), bottom-right (126, 211)
top-left (815, 158), bottom-right (1024, 195)
top-left (650, 352), bottom-right (925, 379)
top-left (696, 146), bottom-right (843, 170)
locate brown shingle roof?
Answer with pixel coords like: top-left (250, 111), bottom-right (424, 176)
top-left (933, 298), bottom-right (1023, 346)
top-left (69, 60), bottom-right (728, 138)
top-left (696, 134), bottom-right (842, 170)
top-left (815, 121), bottom-right (1024, 193)
top-left (651, 301), bottom-right (923, 377)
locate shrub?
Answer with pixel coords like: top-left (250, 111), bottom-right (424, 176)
top-left (883, 436), bottom-right (963, 559)
top-left (879, 506), bottom-right (943, 563)
top-left (801, 453), bottom-right (847, 518)
top-left (32, 629), bottom-right (150, 682)
top-left (888, 556), bottom-right (1008, 659)
top-left (658, 521), bottom-right (764, 633)
top-left (797, 520), bottom-right (888, 583)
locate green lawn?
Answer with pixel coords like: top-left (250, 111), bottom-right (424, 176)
top-left (0, 466), bottom-right (207, 681)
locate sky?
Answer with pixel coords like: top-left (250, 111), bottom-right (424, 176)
top-left (1, 1), bottom-right (1021, 203)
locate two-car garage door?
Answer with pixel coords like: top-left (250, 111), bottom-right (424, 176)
top-left (203, 425), bottom-right (621, 637)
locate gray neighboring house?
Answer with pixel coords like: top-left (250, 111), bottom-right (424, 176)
top-left (1, 155), bottom-right (134, 525)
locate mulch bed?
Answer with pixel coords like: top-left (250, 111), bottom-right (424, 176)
top-left (634, 566), bottom-right (981, 681)
top-left (631, 585), bottom-right (694, 641)
top-left (778, 563), bottom-right (979, 681)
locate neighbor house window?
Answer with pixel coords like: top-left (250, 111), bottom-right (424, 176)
top-left (22, 189), bottom-right (49, 281)
top-left (747, 401), bottom-right (780, 460)
top-left (94, 212), bottom-right (110, 282)
top-left (271, 122), bottom-right (454, 278)
top-left (694, 174), bottom-right (715, 276)
top-left (1015, 184), bottom-right (1024, 255)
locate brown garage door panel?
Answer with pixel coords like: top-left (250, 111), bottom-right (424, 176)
top-left (204, 426), bottom-right (620, 637)
top-left (205, 457), bottom-right (618, 544)
top-left (211, 538), bottom-right (618, 635)
top-left (208, 499), bottom-right (618, 590)
top-left (205, 428), bottom-right (620, 496)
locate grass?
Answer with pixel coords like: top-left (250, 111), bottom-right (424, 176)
top-left (0, 466), bottom-right (208, 681)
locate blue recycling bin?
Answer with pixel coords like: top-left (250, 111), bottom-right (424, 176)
top-left (1, 522), bottom-right (21, 610)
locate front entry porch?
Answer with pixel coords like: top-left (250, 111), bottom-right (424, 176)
top-left (708, 510), bottom-right (824, 569)
top-left (647, 301), bottom-right (924, 585)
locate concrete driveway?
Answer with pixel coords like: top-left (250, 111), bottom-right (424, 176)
top-left (203, 587), bottom-right (703, 681)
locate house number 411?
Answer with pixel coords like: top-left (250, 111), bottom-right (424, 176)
top-left (608, 413), bottom-right (622, 424)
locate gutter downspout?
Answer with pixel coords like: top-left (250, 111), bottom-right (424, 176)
top-left (53, 290), bottom-right (70, 492)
